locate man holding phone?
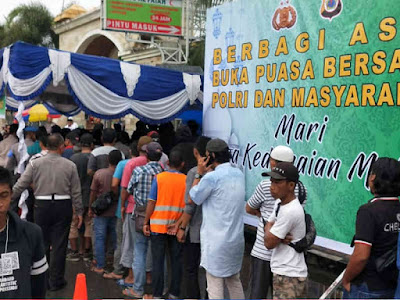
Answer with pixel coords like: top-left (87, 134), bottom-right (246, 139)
top-left (189, 138), bottom-right (245, 299)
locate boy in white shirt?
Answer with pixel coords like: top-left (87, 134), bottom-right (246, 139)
top-left (264, 162), bottom-right (308, 299)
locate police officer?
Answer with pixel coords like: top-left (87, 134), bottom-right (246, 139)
top-left (12, 133), bottom-right (83, 291)
top-left (5, 126), bottom-right (37, 177)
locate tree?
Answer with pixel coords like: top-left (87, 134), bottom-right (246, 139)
top-left (188, 0), bottom-right (232, 67)
top-left (0, 2), bottom-right (58, 48)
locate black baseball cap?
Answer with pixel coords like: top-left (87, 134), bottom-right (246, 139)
top-left (262, 162), bottom-right (299, 183)
top-left (142, 142), bottom-right (163, 156)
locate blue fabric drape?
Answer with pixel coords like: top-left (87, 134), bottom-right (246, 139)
top-left (1, 41), bottom-right (204, 123)
top-left (9, 43), bottom-right (51, 79)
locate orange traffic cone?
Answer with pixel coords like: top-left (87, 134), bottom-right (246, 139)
top-left (73, 273), bottom-right (88, 300)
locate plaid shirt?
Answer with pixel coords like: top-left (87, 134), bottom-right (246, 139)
top-left (127, 161), bottom-right (164, 207)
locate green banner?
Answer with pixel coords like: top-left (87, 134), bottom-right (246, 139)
top-left (0, 94), bottom-right (5, 119)
top-left (203, 0), bottom-right (400, 251)
top-left (104, 0), bottom-right (182, 36)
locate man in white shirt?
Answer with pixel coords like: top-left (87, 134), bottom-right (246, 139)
top-left (264, 162), bottom-right (307, 299)
top-left (64, 117), bottom-right (78, 130)
top-left (246, 145), bottom-right (308, 298)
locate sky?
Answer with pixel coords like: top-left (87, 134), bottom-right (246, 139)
top-left (0, 0), bottom-right (101, 22)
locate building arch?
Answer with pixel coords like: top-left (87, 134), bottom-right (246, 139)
top-left (74, 29), bottom-right (125, 58)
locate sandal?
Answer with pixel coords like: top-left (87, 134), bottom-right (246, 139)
top-left (103, 272), bottom-right (123, 280)
top-left (122, 287), bottom-right (143, 298)
top-left (117, 278), bottom-right (133, 287)
top-left (91, 266), bottom-right (105, 275)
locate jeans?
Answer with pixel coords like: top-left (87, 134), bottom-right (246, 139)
top-left (132, 231), bottom-right (150, 295)
top-left (343, 282), bottom-right (395, 299)
top-left (113, 217), bottom-right (124, 275)
top-left (250, 257), bottom-right (273, 299)
top-left (396, 273), bottom-right (400, 299)
top-left (151, 234), bottom-right (183, 298)
top-left (120, 213), bottom-right (135, 268)
top-left (94, 216), bottom-right (117, 269)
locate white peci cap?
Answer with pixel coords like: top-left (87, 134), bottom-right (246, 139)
top-left (270, 145), bottom-right (294, 162)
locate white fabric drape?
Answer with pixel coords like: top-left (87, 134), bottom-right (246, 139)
top-left (49, 49), bottom-right (71, 87)
top-left (15, 102), bottom-right (29, 219)
top-left (198, 91), bottom-right (204, 103)
top-left (68, 66), bottom-right (193, 119)
top-left (120, 61), bottom-right (141, 97)
top-left (3, 45), bottom-right (202, 121)
top-left (6, 97), bottom-right (36, 110)
top-left (183, 73), bottom-right (202, 105)
top-left (0, 47), bottom-right (10, 88)
top-left (7, 67), bottom-right (51, 97)
top-left (15, 102), bottom-right (29, 175)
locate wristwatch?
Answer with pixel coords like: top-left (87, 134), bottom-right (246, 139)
top-left (195, 173), bottom-right (203, 179)
top-left (179, 227), bottom-right (186, 231)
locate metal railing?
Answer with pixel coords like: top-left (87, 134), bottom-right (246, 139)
top-left (319, 270), bottom-right (345, 299)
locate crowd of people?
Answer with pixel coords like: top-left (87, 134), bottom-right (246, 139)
top-left (0, 117), bottom-right (399, 299)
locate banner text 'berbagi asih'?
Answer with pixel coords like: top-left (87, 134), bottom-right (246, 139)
top-left (203, 0), bottom-right (400, 253)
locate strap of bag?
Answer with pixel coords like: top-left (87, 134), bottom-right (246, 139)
top-left (297, 181), bottom-right (306, 204)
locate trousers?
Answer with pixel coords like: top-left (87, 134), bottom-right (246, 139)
top-left (250, 256), bottom-right (273, 299)
top-left (151, 234), bottom-right (183, 298)
top-left (113, 217), bottom-right (124, 275)
top-left (273, 274), bottom-right (307, 299)
top-left (132, 231), bottom-right (150, 295)
top-left (206, 272), bottom-right (244, 299)
top-left (34, 199), bottom-right (73, 288)
top-left (183, 239), bottom-right (201, 298)
top-left (343, 282), bottom-right (395, 299)
top-left (93, 216), bottom-right (117, 269)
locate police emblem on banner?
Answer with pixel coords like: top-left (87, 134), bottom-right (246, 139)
top-left (320, 0), bottom-right (343, 20)
top-left (272, 0), bottom-right (297, 31)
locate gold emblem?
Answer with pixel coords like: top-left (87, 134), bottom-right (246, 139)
top-left (272, 0), bottom-right (297, 31)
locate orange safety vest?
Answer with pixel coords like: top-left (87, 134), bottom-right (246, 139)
top-left (150, 171), bottom-right (186, 234)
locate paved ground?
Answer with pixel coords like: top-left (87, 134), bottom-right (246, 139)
top-left (47, 231), bottom-right (345, 299)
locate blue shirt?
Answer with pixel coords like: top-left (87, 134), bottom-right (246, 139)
top-left (189, 163), bottom-right (245, 277)
top-left (148, 169), bottom-right (181, 202)
top-left (62, 147), bottom-right (74, 160)
top-left (113, 159), bottom-right (129, 219)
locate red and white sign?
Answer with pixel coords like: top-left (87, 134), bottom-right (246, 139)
top-left (106, 19), bottom-right (182, 36)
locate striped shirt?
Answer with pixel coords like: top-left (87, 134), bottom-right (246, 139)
top-left (87, 146), bottom-right (125, 173)
top-left (247, 179), bottom-right (306, 261)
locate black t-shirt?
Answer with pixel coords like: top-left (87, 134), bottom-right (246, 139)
top-left (352, 197), bottom-right (400, 290)
top-left (71, 152), bottom-right (92, 208)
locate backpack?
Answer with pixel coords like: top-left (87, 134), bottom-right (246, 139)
top-left (276, 181), bottom-right (317, 253)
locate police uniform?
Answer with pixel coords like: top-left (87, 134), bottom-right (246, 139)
top-left (5, 138), bottom-right (34, 175)
top-left (13, 153), bottom-right (83, 290)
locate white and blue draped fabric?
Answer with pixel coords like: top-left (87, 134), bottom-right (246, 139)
top-left (0, 42), bottom-right (204, 123)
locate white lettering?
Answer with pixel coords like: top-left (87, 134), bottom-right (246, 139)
top-left (384, 222), bottom-right (400, 232)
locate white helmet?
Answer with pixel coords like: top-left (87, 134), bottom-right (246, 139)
top-left (270, 145), bottom-right (294, 162)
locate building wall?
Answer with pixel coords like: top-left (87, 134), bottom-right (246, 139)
top-left (54, 8), bottom-right (184, 134)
